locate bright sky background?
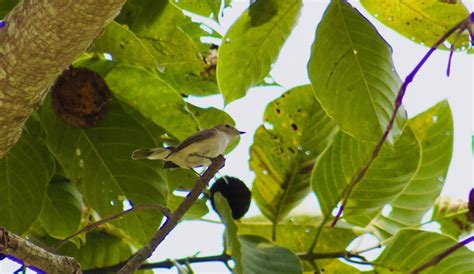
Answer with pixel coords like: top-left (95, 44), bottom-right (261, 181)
top-left (1, 0), bottom-right (473, 273)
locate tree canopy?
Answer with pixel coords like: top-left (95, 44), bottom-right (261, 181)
top-left (0, 0), bottom-right (472, 273)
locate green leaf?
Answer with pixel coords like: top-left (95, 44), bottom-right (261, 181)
top-left (312, 126), bottom-right (420, 227)
top-left (40, 96), bottom-right (167, 245)
top-left (318, 260), bottom-right (361, 273)
top-left (90, 21), bottom-right (158, 68)
top-left (0, 125), bottom-right (55, 234)
top-left (373, 100), bottom-right (453, 238)
top-left (186, 103), bottom-right (235, 132)
top-left (375, 229), bottom-right (474, 273)
top-left (167, 195), bottom-right (209, 219)
top-left (239, 234), bottom-right (302, 274)
top-left (431, 196), bottom-right (473, 239)
top-left (60, 231), bottom-right (132, 270)
top-left (172, 0), bottom-right (221, 20)
top-left (250, 85), bottom-right (338, 227)
top-left (38, 182), bottom-right (83, 239)
top-left (238, 215), bottom-right (357, 255)
top-left (115, 0), bottom-right (219, 96)
top-left (119, 101), bottom-right (168, 146)
top-left (214, 193), bottom-right (243, 274)
top-left (105, 64), bottom-right (199, 140)
top-left (106, 64), bottom-right (234, 140)
top-left (217, 0), bottom-right (302, 104)
top-left (215, 195), bottom-right (304, 274)
top-left (116, 0), bottom-right (177, 35)
top-left (308, 0), bottom-right (406, 143)
top-left (360, 0), bottom-right (472, 52)
top-left (0, 0), bottom-right (18, 18)
top-left (166, 168), bottom-right (199, 191)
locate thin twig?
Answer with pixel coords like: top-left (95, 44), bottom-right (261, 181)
top-left (306, 209), bottom-right (333, 253)
top-left (330, 13), bottom-right (474, 227)
top-left (354, 243), bottom-right (382, 255)
top-left (49, 203), bottom-right (170, 252)
top-left (298, 250), bottom-right (370, 266)
top-left (412, 236), bottom-right (474, 274)
top-left (446, 28), bottom-right (463, 76)
top-left (117, 155), bottom-right (226, 274)
top-left (83, 253), bottom-right (231, 273)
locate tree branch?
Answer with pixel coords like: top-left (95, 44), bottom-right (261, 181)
top-left (83, 253), bottom-right (231, 273)
top-left (330, 12), bottom-right (474, 227)
top-left (299, 250), bottom-right (370, 266)
top-left (49, 203), bottom-right (170, 252)
top-left (117, 155), bottom-right (226, 273)
top-left (0, 228), bottom-right (81, 274)
top-left (84, 247), bottom-right (376, 273)
top-left (0, 0), bottom-right (126, 158)
top-left (412, 236), bottom-right (474, 274)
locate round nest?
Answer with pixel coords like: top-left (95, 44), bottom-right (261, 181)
top-left (52, 67), bottom-right (111, 128)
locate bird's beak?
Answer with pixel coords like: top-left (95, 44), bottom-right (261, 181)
top-left (239, 131), bottom-right (246, 135)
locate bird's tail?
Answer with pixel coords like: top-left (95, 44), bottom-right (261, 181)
top-left (131, 148), bottom-right (171, 160)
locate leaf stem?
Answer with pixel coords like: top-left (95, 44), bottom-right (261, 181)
top-left (48, 203), bottom-right (171, 252)
top-left (83, 253), bottom-right (231, 273)
top-left (412, 236), bottom-right (474, 274)
top-left (306, 210), bottom-right (332, 253)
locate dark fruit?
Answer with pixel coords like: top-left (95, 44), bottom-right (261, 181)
top-left (210, 176), bottom-right (251, 219)
top-left (51, 66), bottom-right (111, 128)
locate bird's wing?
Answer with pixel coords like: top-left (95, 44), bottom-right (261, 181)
top-left (167, 129), bottom-right (216, 157)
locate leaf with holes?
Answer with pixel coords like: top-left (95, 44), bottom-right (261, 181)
top-left (375, 229), bottom-right (474, 273)
top-left (40, 96), bottom-right (167, 245)
top-left (308, 0), bottom-right (406, 143)
top-left (38, 182), bottom-right (83, 239)
top-left (237, 215), bottom-right (358, 271)
top-left (373, 100), bottom-right (453, 239)
top-left (431, 196), bottom-right (473, 239)
top-left (250, 85), bottom-right (338, 229)
top-left (361, 0), bottom-right (472, 52)
top-left (312, 125), bottom-right (420, 227)
top-left (0, 126), bottom-right (55, 234)
top-left (217, 0), bottom-right (302, 104)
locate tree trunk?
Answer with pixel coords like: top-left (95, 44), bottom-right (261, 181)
top-left (0, 0), bottom-right (126, 158)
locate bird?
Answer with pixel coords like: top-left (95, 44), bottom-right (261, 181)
top-left (131, 124), bottom-right (245, 169)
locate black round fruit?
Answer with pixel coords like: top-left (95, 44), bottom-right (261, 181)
top-left (210, 176), bottom-right (251, 219)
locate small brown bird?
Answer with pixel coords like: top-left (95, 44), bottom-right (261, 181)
top-left (131, 124), bottom-right (244, 169)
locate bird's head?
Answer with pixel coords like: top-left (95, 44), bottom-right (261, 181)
top-left (214, 124), bottom-right (245, 138)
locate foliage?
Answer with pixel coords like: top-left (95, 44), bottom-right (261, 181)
top-left (361, 0), bottom-right (473, 52)
top-left (0, 0), bottom-right (472, 273)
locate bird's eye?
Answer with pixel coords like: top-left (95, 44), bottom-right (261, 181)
top-left (225, 124), bottom-right (230, 128)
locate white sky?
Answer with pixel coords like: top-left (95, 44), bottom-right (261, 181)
top-left (1, 0), bottom-right (472, 273)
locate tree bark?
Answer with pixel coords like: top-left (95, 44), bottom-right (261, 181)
top-left (0, 228), bottom-right (81, 273)
top-left (0, 0), bottom-right (126, 158)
